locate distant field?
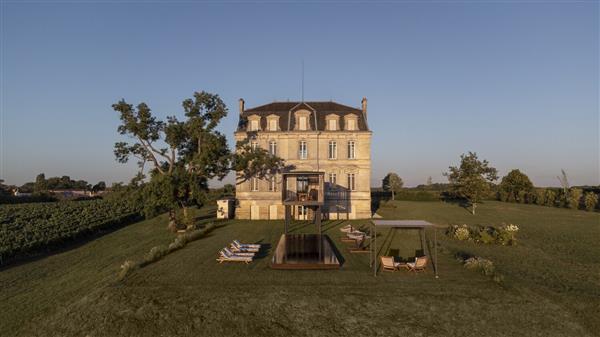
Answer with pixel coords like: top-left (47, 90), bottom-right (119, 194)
top-left (0, 201), bottom-right (598, 337)
top-left (0, 200), bottom-right (139, 264)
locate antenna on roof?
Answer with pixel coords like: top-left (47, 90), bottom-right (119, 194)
top-left (301, 59), bottom-right (305, 102)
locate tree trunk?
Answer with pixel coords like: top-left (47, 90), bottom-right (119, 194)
top-left (392, 190), bottom-right (395, 201)
top-left (472, 202), bottom-right (477, 215)
top-left (167, 209), bottom-right (178, 232)
top-left (182, 205), bottom-right (194, 230)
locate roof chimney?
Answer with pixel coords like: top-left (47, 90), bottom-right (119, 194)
top-left (239, 98), bottom-right (245, 114)
top-left (361, 97), bottom-right (367, 116)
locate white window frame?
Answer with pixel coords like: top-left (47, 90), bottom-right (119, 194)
top-left (269, 140), bottom-right (277, 156)
top-left (328, 119), bottom-right (337, 131)
top-left (298, 116), bottom-right (307, 131)
top-left (347, 141), bottom-right (356, 159)
top-left (269, 119), bottom-right (278, 131)
top-left (328, 141), bottom-right (337, 160)
top-left (347, 173), bottom-right (356, 191)
top-left (268, 176), bottom-right (277, 192)
top-left (251, 177), bottom-right (259, 192)
top-left (251, 141), bottom-right (258, 151)
top-left (299, 140), bottom-right (307, 159)
top-left (329, 173), bottom-right (337, 185)
top-left (250, 119), bottom-right (259, 131)
top-left (347, 119), bottom-right (356, 131)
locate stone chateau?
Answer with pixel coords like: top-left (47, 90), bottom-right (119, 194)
top-left (234, 98), bottom-right (372, 220)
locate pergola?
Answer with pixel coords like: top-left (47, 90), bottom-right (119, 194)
top-left (370, 220), bottom-right (439, 278)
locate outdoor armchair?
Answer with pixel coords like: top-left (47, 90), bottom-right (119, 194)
top-left (405, 256), bottom-right (428, 272)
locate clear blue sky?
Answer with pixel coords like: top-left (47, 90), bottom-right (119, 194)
top-left (1, 1), bottom-right (598, 187)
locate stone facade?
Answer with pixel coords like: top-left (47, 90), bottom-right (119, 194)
top-left (234, 99), bottom-right (372, 220)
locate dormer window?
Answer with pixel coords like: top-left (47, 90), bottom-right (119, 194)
top-left (247, 115), bottom-right (261, 131)
top-left (326, 114), bottom-right (340, 131)
top-left (344, 114), bottom-right (358, 131)
top-left (266, 114), bottom-right (280, 131)
top-left (328, 119), bottom-right (337, 131)
top-left (299, 116), bottom-right (307, 130)
top-left (294, 110), bottom-right (311, 131)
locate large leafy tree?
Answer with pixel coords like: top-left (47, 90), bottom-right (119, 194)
top-left (382, 172), bottom-right (403, 200)
top-left (445, 152), bottom-right (498, 215)
top-left (499, 169), bottom-right (533, 202)
top-left (112, 91), bottom-right (285, 226)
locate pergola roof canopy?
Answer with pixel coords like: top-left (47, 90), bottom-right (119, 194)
top-left (372, 220), bottom-right (435, 228)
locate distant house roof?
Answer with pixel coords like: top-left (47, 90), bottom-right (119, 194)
top-left (237, 101), bottom-right (369, 132)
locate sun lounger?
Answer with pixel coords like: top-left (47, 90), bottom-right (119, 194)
top-left (347, 231), bottom-right (370, 240)
top-left (217, 249), bottom-right (253, 264)
top-left (222, 247), bottom-right (255, 257)
top-left (403, 256), bottom-right (428, 272)
top-left (340, 224), bottom-right (355, 233)
top-left (230, 241), bottom-right (260, 253)
top-left (233, 240), bottom-right (261, 249)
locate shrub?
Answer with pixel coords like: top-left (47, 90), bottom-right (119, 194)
top-left (535, 189), bottom-right (546, 206)
top-left (475, 228), bottom-right (496, 245)
top-left (567, 188), bottom-right (583, 210)
top-left (447, 225), bottom-right (470, 240)
top-left (118, 260), bottom-right (137, 280)
top-left (168, 235), bottom-right (188, 252)
top-left (496, 190), bottom-right (509, 202)
top-left (526, 191), bottom-right (537, 204)
top-left (544, 190), bottom-right (556, 207)
top-left (498, 224), bottom-right (519, 245)
top-left (447, 224), bottom-right (518, 246)
top-left (393, 190), bottom-right (440, 201)
top-left (584, 192), bottom-right (598, 212)
top-left (144, 245), bottom-right (168, 264)
top-left (118, 222), bottom-right (219, 281)
top-left (464, 257), bottom-right (496, 276)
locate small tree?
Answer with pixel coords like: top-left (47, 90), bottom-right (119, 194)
top-left (382, 172), bottom-right (403, 200)
top-left (584, 192), bottom-right (598, 211)
top-left (34, 173), bottom-right (48, 194)
top-left (426, 176), bottom-right (433, 188)
top-left (535, 189), bottom-right (546, 206)
top-left (567, 188), bottom-right (583, 209)
top-left (92, 181), bottom-right (107, 193)
top-left (545, 189), bottom-right (557, 207)
top-left (444, 152), bottom-right (498, 215)
top-left (499, 169), bottom-right (534, 203)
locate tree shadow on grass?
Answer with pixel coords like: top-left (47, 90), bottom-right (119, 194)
top-left (321, 220), bottom-right (346, 233)
top-left (443, 198), bottom-right (475, 214)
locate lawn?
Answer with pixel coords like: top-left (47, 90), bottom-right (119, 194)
top-left (0, 201), bottom-right (598, 337)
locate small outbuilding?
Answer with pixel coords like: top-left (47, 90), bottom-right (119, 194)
top-left (216, 198), bottom-right (235, 219)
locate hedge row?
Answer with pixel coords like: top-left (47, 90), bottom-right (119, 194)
top-left (496, 188), bottom-right (598, 211)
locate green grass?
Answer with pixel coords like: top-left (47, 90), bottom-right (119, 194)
top-left (0, 201), bottom-right (598, 337)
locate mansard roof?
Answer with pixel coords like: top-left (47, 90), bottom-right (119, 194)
top-left (237, 101), bottom-right (368, 132)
